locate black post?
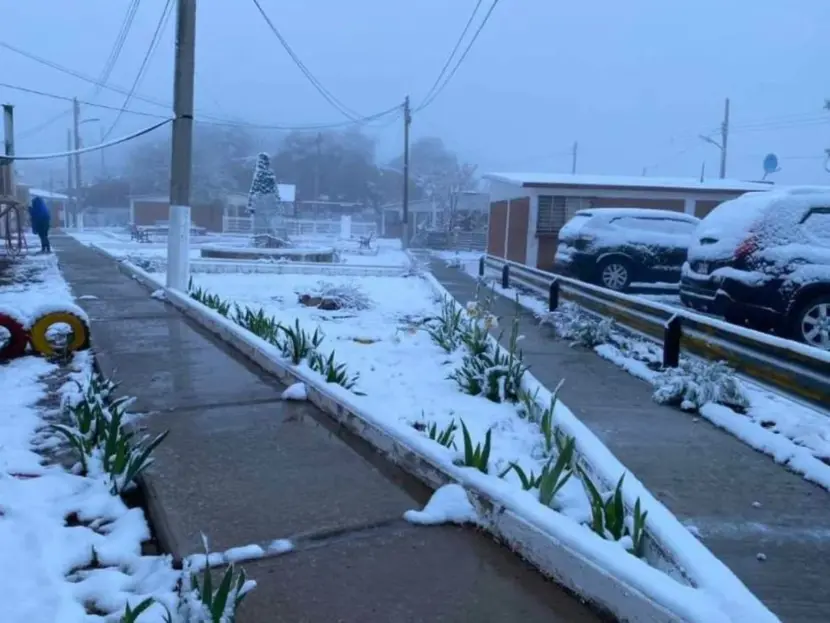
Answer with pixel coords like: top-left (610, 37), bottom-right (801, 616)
top-left (478, 256), bottom-right (485, 277)
top-left (501, 264), bottom-right (510, 289)
top-left (548, 278), bottom-right (559, 311)
top-left (663, 315), bottom-right (682, 368)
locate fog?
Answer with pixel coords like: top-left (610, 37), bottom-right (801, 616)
top-left (3, 0), bottom-right (829, 188)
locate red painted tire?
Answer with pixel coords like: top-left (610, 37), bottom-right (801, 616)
top-left (0, 311), bottom-right (29, 360)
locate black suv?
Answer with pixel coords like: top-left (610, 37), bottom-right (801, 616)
top-left (680, 188), bottom-right (830, 350)
top-left (555, 208), bottom-right (699, 291)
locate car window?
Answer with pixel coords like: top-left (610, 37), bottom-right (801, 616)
top-left (559, 213), bottom-right (591, 238)
top-left (803, 210), bottom-right (830, 243)
top-left (610, 217), bottom-right (695, 235)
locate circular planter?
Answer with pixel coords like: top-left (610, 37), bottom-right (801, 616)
top-left (29, 311), bottom-right (90, 357)
top-left (0, 308), bottom-right (30, 360)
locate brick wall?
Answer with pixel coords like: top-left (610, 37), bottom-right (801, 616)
top-left (506, 197), bottom-right (529, 263)
top-left (487, 200), bottom-right (508, 257)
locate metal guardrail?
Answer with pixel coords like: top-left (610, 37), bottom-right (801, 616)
top-left (482, 254), bottom-right (830, 410)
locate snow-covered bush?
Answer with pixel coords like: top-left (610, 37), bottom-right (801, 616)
top-left (652, 359), bottom-right (750, 413)
top-left (303, 280), bottom-right (372, 311)
top-left (538, 302), bottom-right (613, 348)
top-left (425, 296), bottom-right (465, 352)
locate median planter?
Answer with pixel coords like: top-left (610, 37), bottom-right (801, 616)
top-left (199, 244), bottom-right (336, 263)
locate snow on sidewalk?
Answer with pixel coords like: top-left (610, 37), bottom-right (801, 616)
top-left (0, 257), bottom-right (179, 621)
top-left (451, 257), bottom-right (830, 490)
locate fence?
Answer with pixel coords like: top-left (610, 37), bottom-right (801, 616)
top-left (482, 254), bottom-right (830, 410)
top-left (222, 215), bottom-right (376, 238)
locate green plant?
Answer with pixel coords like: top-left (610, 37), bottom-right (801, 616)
top-left (578, 469), bottom-right (648, 558)
top-left (188, 279), bottom-right (232, 317)
top-left (181, 536), bottom-right (255, 623)
top-left (538, 379), bottom-right (565, 454)
top-left (500, 463), bottom-right (542, 490)
top-left (426, 419), bottom-right (457, 449)
top-left (51, 373), bottom-right (169, 494)
top-left (277, 318), bottom-right (325, 364)
top-left (120, 597), bottom-right (158, 623)
top-left (449, 341), bottom-right (527, 404)
top-left (537, 436), bottom-right (575, 506)
top-left (459, 421), bottom-right (491, 474)
top-left (425, 296), bottom-right (465, 353)
top-left (308, 350), bottom-right (364, 394)
top-left (232, 304), bottom-right (281, 343)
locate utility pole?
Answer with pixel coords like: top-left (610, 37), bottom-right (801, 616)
top-left (402, 95), bottom-right (411, 250)
top-left (720, 97), bottom-right (730, 179)
top-left (167, 0), bottom-right (197, 290)
top-left (314, 132), bottom-right (322, 214)
top-left (66, 129), bottom-right (73, 226)
top-left (100, 125), bottom-right (107, 179)
top-left (2, 105), bottom-right (15, 201)
top-left (72, 98), bottom-right (83, 224)
top-left (571, 141), bottom-right (578, 174)
top-left (699, 97), bottom-right (730, 179)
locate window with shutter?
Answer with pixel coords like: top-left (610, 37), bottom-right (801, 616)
top-left (537, 195), bottom-right (567, 233)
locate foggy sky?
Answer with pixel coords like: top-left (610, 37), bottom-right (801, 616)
top-left (3, 0), bottom-right (829, 185)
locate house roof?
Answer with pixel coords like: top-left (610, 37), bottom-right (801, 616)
top-left (29, 188), bottom-right (69, 200)
top-left (484, 172), bottom-right (776, 194)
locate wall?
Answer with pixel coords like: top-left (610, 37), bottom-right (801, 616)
top-left (487, 200), bottom-right (508, 257)
top-left (695, 199), bottom-right (723, 218)
top-left (133, 200), bottom-right (224, 231)
top-left (506, 197), bottom-right (529, 263)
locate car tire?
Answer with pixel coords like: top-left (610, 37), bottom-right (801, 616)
top-left (790, 294), bottom-right (830, 351)
top-left (597, 258), bottom-right (632, 292)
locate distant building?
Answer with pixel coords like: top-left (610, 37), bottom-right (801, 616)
top-left (484, 173), bottom-right (775, 269)
top-left (380, 191), bottom-right (488, 238)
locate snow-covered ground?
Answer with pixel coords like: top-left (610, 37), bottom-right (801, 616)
top-left (0, 256), bottom-right (181, 621)
top-left (69, 229), bottom-right (411, 268)
top-left (442, 255), bottom-right (830, 490)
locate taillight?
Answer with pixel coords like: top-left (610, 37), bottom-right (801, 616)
top-left (734, 234), bottom-right (758, 261)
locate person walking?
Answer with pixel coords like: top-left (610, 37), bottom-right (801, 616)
top-left (29, 195), bottom-right (51, 253)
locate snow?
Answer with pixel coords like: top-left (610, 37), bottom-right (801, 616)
top-left (0, 256), bottom-right (180, 622)
top-left (281, 382), bottom-right (308, 401)
top-left (200, 244), bottom-right (334, 257)
top-left (150, 289), bottom-right (167, 300)
top-left (182, 266), bottom-right (775, 621)
top-left (403, 484), bottom-right (481, 526)
top-left (485, 172), bottom-right (777, 193)
top-left (268, 539), bottom-right (293, 554)
top-left (574, 207), bottom-right (700, 222)
top-left (224, 544), bottom-right (265, 563)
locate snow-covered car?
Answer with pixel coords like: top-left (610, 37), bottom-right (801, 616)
top-left (680, 187), bottom-right (830, 349)
top-left (554, 208), bottom-right (700, 291)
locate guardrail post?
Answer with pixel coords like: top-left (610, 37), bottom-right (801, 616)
top-left (663, 315), bottom-right (682, 368)
top-left (549, 278), bottom-right (559, 311)
top-left (501, 264), bottom-right (510, 289)
top-left (478, 256), bottom-right (485, 277)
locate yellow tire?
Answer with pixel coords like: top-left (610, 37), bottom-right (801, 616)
top-left (29, 311), bottom-right (90, 357)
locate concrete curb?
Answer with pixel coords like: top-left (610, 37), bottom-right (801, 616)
top-left (421, 268), bottom-right (779, 623)
top-left (107, 257), bottom-right (756, 623)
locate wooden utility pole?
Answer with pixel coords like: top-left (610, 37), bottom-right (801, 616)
top-left (166, 0), bottom-right (197, 290)
top-left (571, 141), bottom-right (578, 174)
top-left (402, 95), bottom-right (411, 249)
top-left (720, 98), bottom-right (730, 179)
top-left (2, 105), bottom-right (14, 197)
top-left (72, 98), bottom-right (83, 222)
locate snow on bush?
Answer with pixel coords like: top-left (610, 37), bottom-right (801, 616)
top-left (653, 360), bottom-right (750, 413)
top-left (300, 280), bottom-right (372, 311)
top-left (538, 301), bottom-right (613, 348)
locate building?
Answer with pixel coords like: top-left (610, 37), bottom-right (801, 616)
top-left (485, 173), bottom-right (774, 269)
top-left (380, 191), bottom-right (488, 238)
top-left (130, 186), bottom-right (296, 232)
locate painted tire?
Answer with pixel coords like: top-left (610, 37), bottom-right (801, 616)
top-left (0, 311), bottom-right (29, 360)
top-left (29, 311), bottom-right (90, 357)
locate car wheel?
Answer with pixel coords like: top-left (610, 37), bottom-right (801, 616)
top-left (598, 259), bottom-right (631, 292)
top-left (792, 295), bottom-right (830, 351)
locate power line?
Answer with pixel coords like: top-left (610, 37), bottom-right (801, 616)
top-left (417, 0), bottom-right (484, 109)
top-left (248, 0), bottom-right (365, 121)
top-left (94, 0), bottom-right (141, 98)
top-left (103, 0), bottom-right (175, 140)
top-left (7, 118), bottom-right (173, 161)
top-left (415, 0), bottom-right (501, 113)
top-left (0, 82), bottom-right (170, 119)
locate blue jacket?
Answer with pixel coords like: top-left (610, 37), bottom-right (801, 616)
top-left (29, 196), bottom-right (50, 234)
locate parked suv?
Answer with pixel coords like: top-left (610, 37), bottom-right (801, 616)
top-left (680, 188), bottom-right (830, 349)
top-left (555, 208), bottom-right (700, 291)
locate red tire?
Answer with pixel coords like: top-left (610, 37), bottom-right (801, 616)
top-left (0, 311), bottom-right (29, 360)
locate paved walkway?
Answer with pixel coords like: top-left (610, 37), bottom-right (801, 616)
top-left (53, 235), bottom-right (602, 623)
top-left (430, 258), bottom-right (830, 623)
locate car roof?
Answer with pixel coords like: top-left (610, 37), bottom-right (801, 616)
top-left (574, 208), bottom-right (700, 222)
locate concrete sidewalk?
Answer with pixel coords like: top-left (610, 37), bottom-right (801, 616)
top-left (53, 234), bottom-right (602, 623)
top-left (430, 258), bottom-right (830, 623)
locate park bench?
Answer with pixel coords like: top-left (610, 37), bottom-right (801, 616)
top-left (358, 231), bottom-right (374, 250)
top-left (130, 225), bottom-right (151, 243)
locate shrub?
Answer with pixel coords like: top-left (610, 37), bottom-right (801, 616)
top-left (304, 281), bottom-right (372, 311)
top-left (188, 279), bottom-right (231, 317)
top-left (308, 350), bottom-right (364, 394)
top-left (652, 359), bottom-right (750, 413)
top-left (232, 305), bottom-right (281, 343)
top-left (424, 297), bottom-right (465, 353)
